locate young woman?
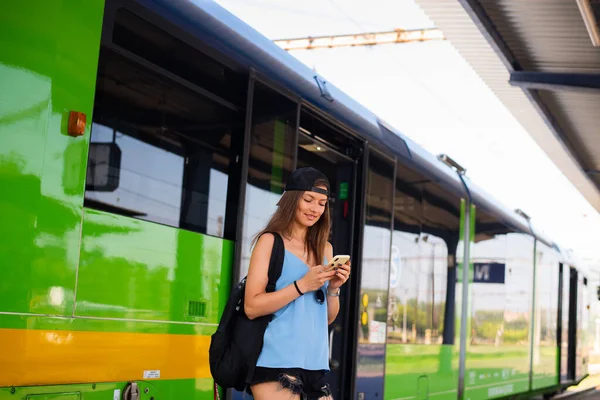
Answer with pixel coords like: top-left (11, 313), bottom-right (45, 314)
top-left (244, 167), bottom-right (351, 400)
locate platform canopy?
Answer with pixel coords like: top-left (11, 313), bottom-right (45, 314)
top-left (415, 0), bottom-right (600, 212)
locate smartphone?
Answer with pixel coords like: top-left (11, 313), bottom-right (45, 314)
top-left (324, 255), bottom-right (350, 272)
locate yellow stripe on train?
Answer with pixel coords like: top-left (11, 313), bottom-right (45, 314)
top-left (0, 328), bottom-right (212, 386)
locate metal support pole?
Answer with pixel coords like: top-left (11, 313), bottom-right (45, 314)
top-left (457, 202), bottom-right (471, 400)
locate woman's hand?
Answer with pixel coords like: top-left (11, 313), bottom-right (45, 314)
top-left (328, 260), bottom-right (351, 290)
top-left (297, 266), bottom-right (336, 293)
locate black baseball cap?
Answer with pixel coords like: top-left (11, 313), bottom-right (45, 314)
top-left (285, 167), bottom-right (330, 196)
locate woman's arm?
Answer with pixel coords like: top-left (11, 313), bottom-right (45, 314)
top-left (244, 233), bottom-right (301, 320)
top-left (325, 242), bottom-right (340, 324)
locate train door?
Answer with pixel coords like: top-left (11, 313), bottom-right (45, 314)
top-left (230, 79), bottom-right (366, 399)
top-left (296, 109), bottom-right (366, 400)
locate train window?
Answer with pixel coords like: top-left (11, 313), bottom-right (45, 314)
top-left (387, 163), bottom-right (422, 345)
top-left (84, 18), bottom-right (245, 239)
top-left (469, 208), bottom-right (534, 383)
top-left (387, 162), bottom-right (462, 346)
top-left (418, 183), bottom-right (461, 344)
top-left (359, 152), bottom-right (394, 345)
top-left (238, 81), bottom-right (298, 278)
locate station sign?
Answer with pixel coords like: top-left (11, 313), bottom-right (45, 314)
top-left (473, 262), bottom-right (505, 284)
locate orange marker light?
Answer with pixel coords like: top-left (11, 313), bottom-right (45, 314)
top-left (68, 111), bottom-right (86, 137)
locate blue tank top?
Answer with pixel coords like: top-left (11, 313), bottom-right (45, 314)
top-left (256, 250), bottom-right (330, 371)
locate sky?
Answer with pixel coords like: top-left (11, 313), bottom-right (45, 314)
top-left (213, 0), bottom-right (600, 272)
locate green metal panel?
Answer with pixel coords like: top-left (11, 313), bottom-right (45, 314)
top-left (532, 375), bottom-right (559, 392)
top-left (75, 209), bottom-right (233, 323)
top-left (384, 344), bottom-right (458, 400)
top-left (455, 200), bottom-right (472, 400)
top-left (0, 1), bottom-right (104, 315)
top-left (464, 346), bottom-right (531, 399)
top-left (0, 379), bottom-right (214, 400)
top-left (417, 375), bottom-right (429, 400)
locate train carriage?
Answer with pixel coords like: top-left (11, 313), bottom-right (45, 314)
top-left (0, 1), bottom-right (591, 399)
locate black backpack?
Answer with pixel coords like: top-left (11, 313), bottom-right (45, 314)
top-left (209, 232), bottom-right (285, 392)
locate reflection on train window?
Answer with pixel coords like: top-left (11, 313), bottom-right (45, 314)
top-left (84, 29), bottom-right (243, 239)
top-left (360, 153), bottom-right (394, 344)
top-left (534, 243), bottom-right (559, 346)
top-left (470, 231), bottom-right (508, 345)
top-left (238, 82), bottom-right (297, 278)
top-left (387, 162), bottom-right (462, 345)
top-left (470, 210), bottom-right (534, 351)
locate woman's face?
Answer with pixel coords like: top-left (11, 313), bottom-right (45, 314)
top-left (295, 186), bottom-right (328, 228)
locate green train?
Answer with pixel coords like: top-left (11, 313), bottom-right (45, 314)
top-left (0, 1), bottom-right (591, 399)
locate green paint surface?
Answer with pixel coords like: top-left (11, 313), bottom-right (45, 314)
top-left (384, 345), bottom-right (560, 400)
top-left (464, 345), bottom-right (532, 399)
top-left (385, 344), bottom-right (458, 400)
top-left (0, 379), bottom-right (215, 400)
top-left (0, 0), bottom-right (104, 316)
top-left (75, 209), bottom-right (233, 324)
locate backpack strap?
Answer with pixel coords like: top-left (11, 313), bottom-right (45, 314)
top-left (244, 232), bottom-right (285, 387)
top-left (265, 232), bottom-right (285, 293)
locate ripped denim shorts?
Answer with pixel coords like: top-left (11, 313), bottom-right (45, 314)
top-left (249, 367), bottom-right (332, 399)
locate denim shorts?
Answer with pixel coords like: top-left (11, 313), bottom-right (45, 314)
top-left (249, 367), bottom-right (332, 399)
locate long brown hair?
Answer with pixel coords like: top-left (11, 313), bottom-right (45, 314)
top-left (253, 178), bottom-right (331, 266)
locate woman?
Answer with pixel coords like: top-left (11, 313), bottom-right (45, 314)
top-left (244, 167), bottom-right (351, 400)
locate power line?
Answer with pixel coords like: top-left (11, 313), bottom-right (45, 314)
top-left (326, 0), bottom-right (367, 33)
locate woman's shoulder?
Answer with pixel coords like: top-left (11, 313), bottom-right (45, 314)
top-left (255, 232), bottom-right (276, 249)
